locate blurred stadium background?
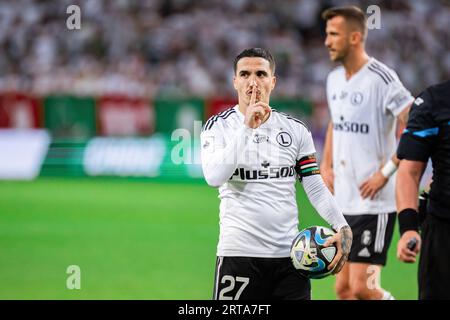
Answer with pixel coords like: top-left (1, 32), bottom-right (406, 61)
top-left (1, 0), bottom-right (449, 299)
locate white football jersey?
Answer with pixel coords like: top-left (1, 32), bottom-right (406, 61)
top-left (201, 105), bottom-right (317, 257)
top-left (326, 57), bottom-right (414, 215)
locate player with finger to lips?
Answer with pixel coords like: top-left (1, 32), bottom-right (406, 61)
top-left (201, 48), bottom-right (351, 300)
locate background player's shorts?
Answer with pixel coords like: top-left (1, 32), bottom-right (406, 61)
top-left (344, 212), bottom-right (396, 266)
top-left (213, 256), bottom-right (311, 300)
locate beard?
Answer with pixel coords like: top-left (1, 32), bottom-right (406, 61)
top-left (330, 44), bottom-right (350, 62)
top-left (331, 45), bottom-right (350, 63)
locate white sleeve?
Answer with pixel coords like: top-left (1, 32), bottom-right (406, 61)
top-left (200, 124), bottom-right (253, 188)
top-left (384, 72), bottom-right (414, 117)
top-left (302, 174), bottom-right (348, 231)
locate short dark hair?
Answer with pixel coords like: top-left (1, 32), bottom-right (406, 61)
top-left (322, 6), bottom-right (367, 41)
top-left (233, 48), bottom-right (276, 75)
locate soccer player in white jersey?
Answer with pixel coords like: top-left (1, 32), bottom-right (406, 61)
top-left (201, 48), bottom-right (352, 300)
top-left (320, 6), bottom-right (413, 300)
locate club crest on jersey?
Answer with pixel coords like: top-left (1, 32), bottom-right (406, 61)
top-left (253, 133), bottom-right (269, 144)
top-left (351, 92), bottom-right (364, 106)
top-left (276, 132), bottom-right (292, 147)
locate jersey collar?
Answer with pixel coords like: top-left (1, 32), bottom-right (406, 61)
top-left (344, 56), bottom-right (372, 82)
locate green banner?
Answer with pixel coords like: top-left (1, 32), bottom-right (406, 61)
top-left (40, 141), bottom-right (87, 177)
top-left (39, 136), bottom-right (203, 181)
top-left (44, 96), bottom-right (96, 139)
top-left (154, 98), bottom-right (204, 134)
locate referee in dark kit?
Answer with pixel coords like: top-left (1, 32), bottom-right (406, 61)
top-left (396, 79), bottom-right (450, 299)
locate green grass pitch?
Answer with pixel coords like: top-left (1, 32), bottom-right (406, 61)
top-left (0, 178), bottom-right (418, 299)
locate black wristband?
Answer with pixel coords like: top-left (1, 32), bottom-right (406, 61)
top-left (398, 208), bottom-right (420, 235)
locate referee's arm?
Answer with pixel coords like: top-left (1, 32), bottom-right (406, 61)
top-left (396, 160), bottom-right (425, 263)
top-left (395, 90), bottom-right (435, 263)
top-left (396, 160), bottom-right (426, 213)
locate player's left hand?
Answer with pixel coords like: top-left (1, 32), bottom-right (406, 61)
top-left (324, 225), bottom-right (353, 274)
top-left (359, 171), bottom-right (388, 200)
top-left (397, 230), bottom-right (421, 263)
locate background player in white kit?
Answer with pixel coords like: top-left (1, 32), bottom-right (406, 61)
top-left (320, 6), bottom-right (413, 300)
top-left (201, 48), bottom-right (352, 300)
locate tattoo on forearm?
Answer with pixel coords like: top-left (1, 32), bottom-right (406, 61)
top-left (340, 226), bottom-right (353, 256)
top-left (332, 226), bottom-right (353, 274)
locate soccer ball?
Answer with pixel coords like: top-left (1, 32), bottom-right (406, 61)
top-left (290, 226), bottom-right (337, 279)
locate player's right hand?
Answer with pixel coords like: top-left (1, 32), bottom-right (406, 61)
top-left (244, 86), bottom-right (271, 129)
top-left (397, 230), bottom-right (421, 263)
top-left (359, 171), bottom-right (388, 200)
top-left (324, 225), bottom-right (352, 274)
